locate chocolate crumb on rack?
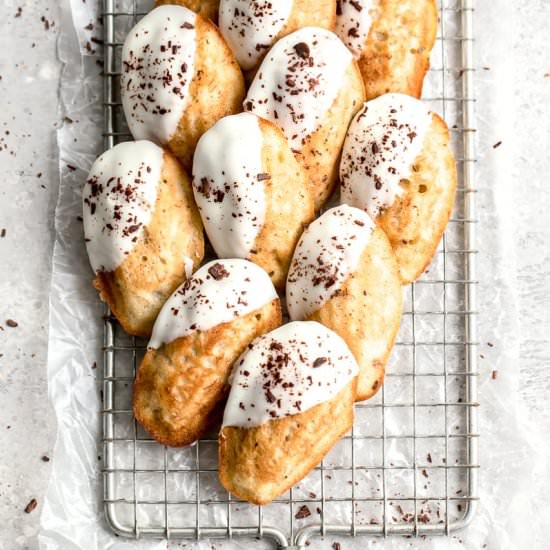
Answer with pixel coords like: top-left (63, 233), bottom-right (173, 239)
top-left (295, 505), bottom-right (311, 519)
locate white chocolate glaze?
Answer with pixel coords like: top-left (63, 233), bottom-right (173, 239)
top-left (83, 140), bottom-right (164, 273)
top-left (223, 321), bottom-right (358, 427)
top-left (340, 93), bottom-right (432, 218)
top-left (335, 0), bottom-right (375, 57)
top-left (286, 205), bottom-right (375, 320)
top-left (148, 259), bottom-right (278, 349)
top-left (192, 113), bottom-right (266, 259)
top-left (219, 0), bottom-right (293, 71)
top-left (121, 5), bottom-right (197, 144)
top-left (244, 27), bottom-right (352, 151)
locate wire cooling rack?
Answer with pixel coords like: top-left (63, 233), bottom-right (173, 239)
top-left (100, 0), bottom-right (478, 547)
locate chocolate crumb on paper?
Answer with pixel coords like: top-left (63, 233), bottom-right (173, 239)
top-left (41, 455), bottom-right (50, 462)
top-left (332, 543), bottom-right (341, 550)
top-left (40, 16), bottom-right (54, 31)
top-left (491, 370), bottom-right (498, 380)
top-left (24, 499), bottom-right (38, 513)
top-left (492, 141), bottom-right (502, 149)
top-left (295, 504), bottom-right (311, 519)
top-left (6, 319), bottom-right (18, 328)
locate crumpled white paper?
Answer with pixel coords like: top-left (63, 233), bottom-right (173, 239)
top-left (39, 1), bottom-right (548, 549)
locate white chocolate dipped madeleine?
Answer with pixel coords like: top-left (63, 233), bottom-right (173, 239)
top-left (340, 93), bottom-right (457, 284)
top-left (286, 204), bottom-right (402, 400)
top-left (335, 0), bottom-right (438, 100)
top-left (244, 27), bottom-right (365, 210)
top-left (219, 321), bottom-right (358, 504)
top-left (134, 259), bottom-right (282, 447)
top-left (219, 0), bottom-right (336, 77)
top-left (192, 112), bottom-right (314, 288)
top-left (83, 140), bottom-right (204, 337)
top-left (121, 5), bottom-right (245, 170)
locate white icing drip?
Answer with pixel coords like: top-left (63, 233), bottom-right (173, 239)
top-left (286, 205), bottom-right (375, 320)
top-left (183, 256), bottom-right (194, 278)
top-left (121, 5), bottom-right (197, 144)
top-left (223, 321), bottom-right (358, 427)
top-left (192, 113), bottom-right (266, 259)
top-left (244, 27), bottom-right (352, 151)
top-left (148, 259), bottom-right (278, 349)
top-left (219, 0), bottom-right (293, 71)
top-left (340, 93), bottom-right (432, 218)
top-left (83, 140), bottom-right (164, 273)
top-left (335, 0), bottom-right (374, 58)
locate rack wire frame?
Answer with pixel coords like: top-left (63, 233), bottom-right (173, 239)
top-left (100, 0), bottom-right (478, 547)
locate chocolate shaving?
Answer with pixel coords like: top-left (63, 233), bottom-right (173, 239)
top-left (293, 42), bottom-right (310, 59)
top-left (208, 262), bottom-right (230, 281)
top-left (265, 388), bottom-right (276, 403)
top-left (313, 357), bottom-right (328, 368)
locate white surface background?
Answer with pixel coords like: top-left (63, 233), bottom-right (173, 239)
top-left (0, 0), bottom-right (549, 548)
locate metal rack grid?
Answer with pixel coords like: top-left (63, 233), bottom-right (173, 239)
top-left (101, 0), bottom-right (478, 547)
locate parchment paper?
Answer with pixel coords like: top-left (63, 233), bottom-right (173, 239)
top-left (39, 1), bottom-right (549, 548)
